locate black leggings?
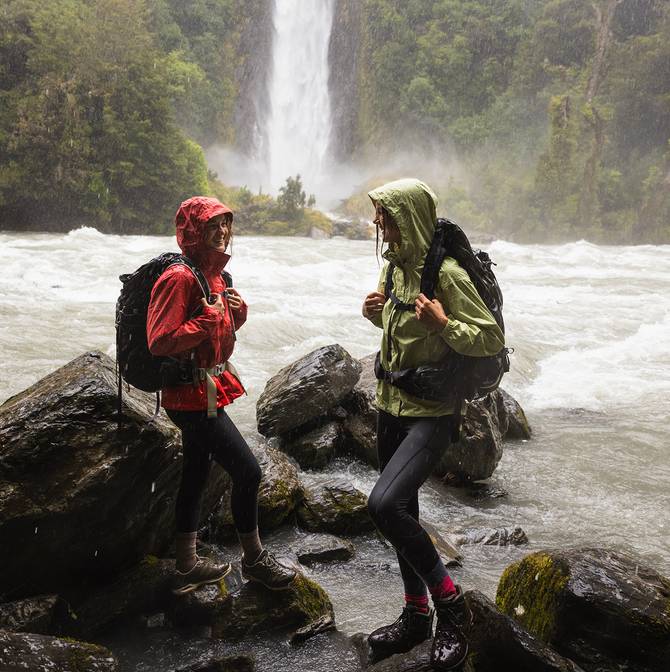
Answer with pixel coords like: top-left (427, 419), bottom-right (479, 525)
top-left (368, 410), bottom-right (456, 596)
top-left (166, 408), bottom-right (262, 534)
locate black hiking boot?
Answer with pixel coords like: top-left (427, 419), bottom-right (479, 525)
top-left (431, 586), bottom-right (472, 670)
top-left (171, 556), bottom-right (231, 595)
top-left (241, 549), bottom-right (296, 590)
top-left (367, 605), bottom-right (434, 662)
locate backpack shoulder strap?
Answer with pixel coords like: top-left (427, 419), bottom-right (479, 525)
top-left (420, 219), bottom-right (451, 299)
top-left (384, 262), bottom-right (414, 312)
top-left (167, 255), bottom-right (211, 299)
top-left (222, 270), bottom-right (233, 288)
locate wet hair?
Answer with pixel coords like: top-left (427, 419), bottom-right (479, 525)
top-left (375, 204), bottom-right (391, 266)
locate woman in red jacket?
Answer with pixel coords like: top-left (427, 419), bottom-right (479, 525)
top-left (147, 196), bottom-right (295, 594)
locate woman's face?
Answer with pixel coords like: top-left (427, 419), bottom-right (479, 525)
top-left (373, 202), bottom-right (401, 245)
top-left (204, 213), bottom-right (233, 252)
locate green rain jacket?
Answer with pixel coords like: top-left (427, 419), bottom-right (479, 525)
top-left (368, 178), bottom-right (505, 417)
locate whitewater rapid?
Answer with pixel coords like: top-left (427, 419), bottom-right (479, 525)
top-left (1, 230), bottom-right (669, 660)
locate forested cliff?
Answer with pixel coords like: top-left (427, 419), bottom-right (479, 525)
top-left (1, 0), bottom-right (669, 242)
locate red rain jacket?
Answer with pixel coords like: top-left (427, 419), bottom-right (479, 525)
top-left (146, 196), bottom-right (247, 411)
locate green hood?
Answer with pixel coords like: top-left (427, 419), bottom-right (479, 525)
top-left (368, 178), bottom-right (438, 266)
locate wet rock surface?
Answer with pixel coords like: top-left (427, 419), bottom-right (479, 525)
top-left (496, 547), bottom-right (670, 672)
top-left (256, 345), bottom-right (361, 436)
top-left (0, 351), bottom-right (228, 599)
top-left (454, 527), bottom-right (528, 547)
top-left (294, 532), bottom-right (356, 565)
top-left (176, 654), bottom-right (256, 672)
top-left (0, 594), bottom-right (74, 635)
top-left (278, 421), bottom-right (343, 470)
top-left (297, 477), bottom-right (374, 536)
top-left (170, 566), bottom-right (334, 641)
top-left (0, 629), bottom-right (118, 671)
top-left (498, 388), bottom-right (532, 440)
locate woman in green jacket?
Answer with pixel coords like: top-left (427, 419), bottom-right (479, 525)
top-left (362, 179), bottom-right (504, 670)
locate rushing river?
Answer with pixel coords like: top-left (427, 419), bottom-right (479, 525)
top-left (1, 228), bottom-right (669, 671)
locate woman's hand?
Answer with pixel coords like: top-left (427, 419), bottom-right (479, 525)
top-left (415, 293), bottom-right (449, 332)
top-left (201, 293), bottom-right (226, 317)
top-left (225, 287), bottom-right (244, 311)
top-left (363, 291), bottom-right (386, 319)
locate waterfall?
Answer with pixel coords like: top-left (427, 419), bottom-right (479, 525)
top-left (266, 0), bottom-right (335, 196)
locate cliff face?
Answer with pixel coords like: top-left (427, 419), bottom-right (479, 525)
top-left (328, 0), bottom-right (362, 162)
top-left (232, 0), bottom-right (275, 157)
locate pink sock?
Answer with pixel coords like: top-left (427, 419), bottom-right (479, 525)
top-left (428, 574), bottom-right (457, 600)
top-left (405, 593), bottom-right (429, 613)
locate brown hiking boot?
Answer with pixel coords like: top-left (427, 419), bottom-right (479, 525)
top-left (171, 556), bottom-right (231, 595)
top-left (241, 549), bottom-right (296, 590)
top-left (431, 585), bottom-right (472, 670)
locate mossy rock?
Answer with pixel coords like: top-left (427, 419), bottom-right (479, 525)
top-left (171, 565), bottom-right (333, 640)
top-left (0, 630), bottom-right (118, 671)
top-left (496, 548), bottom-right (670, 672)
top-left (297, 477), bottom-right (375, 536)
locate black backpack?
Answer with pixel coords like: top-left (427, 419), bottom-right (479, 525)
top-left (115, 253), bottom-right (233, 415)
top-left (375, 218), bottom-right (510, 403)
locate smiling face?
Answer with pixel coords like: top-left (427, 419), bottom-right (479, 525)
top-left (204, 213), bottom-right (233, 252)
top-left (373, 202), bottom-right (401, 245)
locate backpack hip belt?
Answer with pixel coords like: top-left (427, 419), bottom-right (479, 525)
top-left (195, 361), bottom-right (242, 419)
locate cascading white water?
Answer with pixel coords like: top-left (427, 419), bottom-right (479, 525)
top-left (266, 0), bottom-right (335, 196)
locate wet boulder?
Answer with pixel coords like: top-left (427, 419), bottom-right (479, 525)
top-left (341, 353), bottom-right (379, 467)
top-left (208, 444), bottom-right (304, 541)
top-left (465, 590), bottom-right (585, 672)
top-left (420, 519), bottom-right (462, 566)
top-left (66, 556), bottom-right (174, 638)
top-left (297, 477), bottom-right (374, 536)
top-left (278, 421), bottom-right (343, 470)
top-left (294, 533), bottom-right (355, 565)
top-left (435, 393), bottom-right (504, 482)
top-left (171, 566), bottom-right (334, 640)
top-left (453, 526), bottom-right (528, 547)
top-left (496, 548), bottom-right (670, 672)
top-left (0, 594), bottom-right (74, 635)
top-left (497, 388), bottom-right (532, 440)
top-left (256, 345), bottom-right (361, 436)
top-left (0, 630), bottom-right (118, 671)
top-left (0, 351), bottom-right (228, 599)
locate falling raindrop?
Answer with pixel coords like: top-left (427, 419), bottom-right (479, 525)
top-left (94, 549), bottom-right (99, 557)
top-left (34, 526), bottom-right (38, 535)
top-left (151, 481), bottom-right (156, 493)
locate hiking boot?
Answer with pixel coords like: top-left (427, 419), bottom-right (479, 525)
top-left (171, 556), bottom-right (232, 595)
top-left (367, 605), bottom-right (434, 661)
top-left (241, 549), bottom-right (296, 590)
top-left (431, 586), bottom-right (472, 670)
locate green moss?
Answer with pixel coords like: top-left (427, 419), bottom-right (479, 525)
top-left (142, 554), bottom-right (160, 566)
top-left (290, 573), bottom-right (333, 623)
top-left (60, 639), bottom-right (111, 672)
top-left (495, 552), bottom-right (569, 642)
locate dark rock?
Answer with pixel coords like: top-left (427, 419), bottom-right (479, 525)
top-left (290, 613), bottom-right (337, 645)
top-left (465, 483), bottom-right (509, 500)
top-left (496, 548), bottom-right (670, 672)
top-left (66, 556), bottom-right (174, 637)
top-left (171, 567), bottom-right (334, 640)
top-left (0, 630), bottom-right (118, 671)
top-left (208, 444), bottom-right (303, 541)
top-left (278, 421), bottom-right (343, 470)
top-left (176, 654), bottom-right (255, 672)
top-left (297, 477), bottom-right (374, 536)
top-left (294, 533), bottom-right (355, 565)
top-left (435, 394), bottom-right (504, 482)
top-left (256, 345), bottom-right (361, 436)
top-left (342, 353), bottom-right (379, 467)
top-left (453, 527), bottom-right (528, 547)
top-left (498, 388), bottom-right (532, 440)
top-left (0, 594), bottom-right (74, 635)
top-left (466, 590), bottom-right (584, 671)
top-left (0, 352), bottom-right (225, 599)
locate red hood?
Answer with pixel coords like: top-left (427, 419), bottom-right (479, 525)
top-left (175, 196), bottom-right (233, 272)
